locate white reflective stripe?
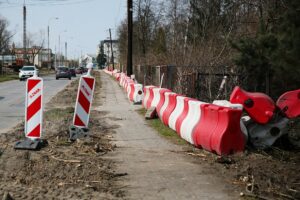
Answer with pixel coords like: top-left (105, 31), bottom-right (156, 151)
top-left (168, 96), bottom-right (186, 131)
top-left (75, 101), bottom-right (88, 126)
top-left (81, 78), bottom-right (93, 102)
top-left (25, 109), bottom-right (41, 135)
top-left (159, 92), bottom-right (174, 118)
top-left (27, 81), bottom-right (42, 106)
top-left (180, 101), bottom-right (206, 144)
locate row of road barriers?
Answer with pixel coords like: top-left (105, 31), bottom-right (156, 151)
top-left (104, 69), bottom-right (144, 104)
top-left (15, 64), bottom-right (95, 150)
top-left (143, 86), bottom-right (245, 155)
top-left (103, 68), bottom-right (300, 155)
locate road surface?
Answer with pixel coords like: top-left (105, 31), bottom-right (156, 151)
top-left (0, 75), bottom-right (75, 133)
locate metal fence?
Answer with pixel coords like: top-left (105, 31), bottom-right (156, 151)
top-left (132, 65), bottom-right (240, 102)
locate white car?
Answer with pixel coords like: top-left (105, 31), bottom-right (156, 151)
top-left (19, 66), bottom-right (39, 81)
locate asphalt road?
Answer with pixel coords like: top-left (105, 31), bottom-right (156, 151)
top-left (0, 75), bottom-right (75, 134)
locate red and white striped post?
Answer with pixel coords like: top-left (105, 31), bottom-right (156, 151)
top-left (73, 63), bottom-right (95, 128)
top-left (25, 74), bottom-right (43, 139)
top-left (15, 71), bottom-right (45, 150)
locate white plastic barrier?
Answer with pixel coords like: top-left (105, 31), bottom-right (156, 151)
top-left (133, 84), bottom-right (144, 103)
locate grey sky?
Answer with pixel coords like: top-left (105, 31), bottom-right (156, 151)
top-left (0, 0), bottom-right (126, 59)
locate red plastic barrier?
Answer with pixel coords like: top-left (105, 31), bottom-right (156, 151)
top-left (276, 89), bottom-right (300, 119)
top-left (230, 86), bottom-right (275, 124)
top-left (155, 89), bottom-right (172, 115)
top-left (192, 104), bottom-right (245, 155)
top-left (143, 86), bottom-right (156, 109)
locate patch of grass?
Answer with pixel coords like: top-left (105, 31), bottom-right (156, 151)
top-left (0, 74), bottom-right (19, 82)
top-left (136, 108), bottom-right (187, 145)
top-left (44, 107), bottom-right (74, 121)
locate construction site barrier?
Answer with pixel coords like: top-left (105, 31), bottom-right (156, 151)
top-left (179, 100), bottom-right (207, 144)
top-left (160, 93), bottom-right (181, 126)
top-left (230, 86), bottom-right (275, 124)
top-left (150, 88), bottom-right (170, 109)
top-left (158, 92), bottom-right (175, 119)
top-left (192, 104), bottom-right (245, 155)
top-left (143, 86), bottom-right (157, 109)
top-left (127, 83), bottom-right (144, 103)
top-left (168, 96), bottom-right (187, 131)
top-left (276, 89), bottom-right (300, 119)
top-left (155, 89), bottom-right (172, 116)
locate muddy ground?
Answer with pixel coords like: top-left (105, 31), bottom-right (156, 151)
top-left (0, 70), bottom-right (299, 200)
top-left (0, 72), bottom-right (126, 199)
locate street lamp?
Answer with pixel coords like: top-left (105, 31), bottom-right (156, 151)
top-left (47, 17), bottom-right (59, 69)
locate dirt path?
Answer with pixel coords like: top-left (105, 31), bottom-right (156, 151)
top-left (98, 71), bottom-right (238, 200)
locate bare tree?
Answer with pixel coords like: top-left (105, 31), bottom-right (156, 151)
top-left (0, 16), bottom-right (13, 53)
top-left (26, 30), bottom-right (45, 66)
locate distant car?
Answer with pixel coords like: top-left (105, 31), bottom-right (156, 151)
top-left (19, 66), bottom-right (39, 81)
top-left (56, 67), bottom-right (71, 80)
top-left (69, 68), bottom-right (76, 77)
top-left (75, 68), bottom-right (83, 74)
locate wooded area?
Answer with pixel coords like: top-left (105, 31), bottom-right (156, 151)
top-left (116, 0), bottom-right (300, 99)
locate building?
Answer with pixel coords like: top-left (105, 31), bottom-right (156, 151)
top-left (98, 39), bottom-right (119, 66)
top-left (13, 46), bottom-right (52, 68)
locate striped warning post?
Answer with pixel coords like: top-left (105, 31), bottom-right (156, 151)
top-left (25, 76), bottom-right (43, 139)
top-left (73, 76), bottom-right (95, 128)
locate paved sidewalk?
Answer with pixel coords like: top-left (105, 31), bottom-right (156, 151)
top-left (97, 71), bottom-right (238, 200)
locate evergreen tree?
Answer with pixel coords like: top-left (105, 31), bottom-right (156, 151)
top-left (96, 42), bottom-right (107, 68)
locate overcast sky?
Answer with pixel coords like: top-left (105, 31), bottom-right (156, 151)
top-left (0, 0), bottom-right (126, 59)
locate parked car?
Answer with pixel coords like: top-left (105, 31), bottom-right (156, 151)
top-left (56, 67), bottom-right (71, 80)
top-left (19, 65), bottom-right (39, 81)
top-left (69, 68), bottom-right (76, 77)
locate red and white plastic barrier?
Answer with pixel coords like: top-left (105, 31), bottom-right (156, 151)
top-left (73, 74), bottom-right (95, 128)
top-left (143, 85), bottom-right (157, 109)
top-left (160, 93), bottom-right (181, 126)
top-left (157, 92), bottom-right (175, 119)
top-left (155, 89), bottom-right (172, 115)
top-left (25, 76), bottom-right (43, 139)
top-left (192, 104), bottom-right (245, 155)
top-left (103, 69), bottom-right (246, 155)
top-left (168, 96), bottom-right (186, 131)
top-left (179, 100), bottom-right (207, 144)
top-left (150, 88), bottom-right (170, 108)
top-left (127, 83), bottom-right (144, 103)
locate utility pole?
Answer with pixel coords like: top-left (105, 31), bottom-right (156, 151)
top-left (109, 28), bottom-right (114, 70)
top-left (47, 25), bottom-right (50, 68)
top-left (127, 0), bottom-right (133, 76)
top-left (23, 4), bottom-right (27, 64)
top-left (65, 42), bottom-right (67, 66)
